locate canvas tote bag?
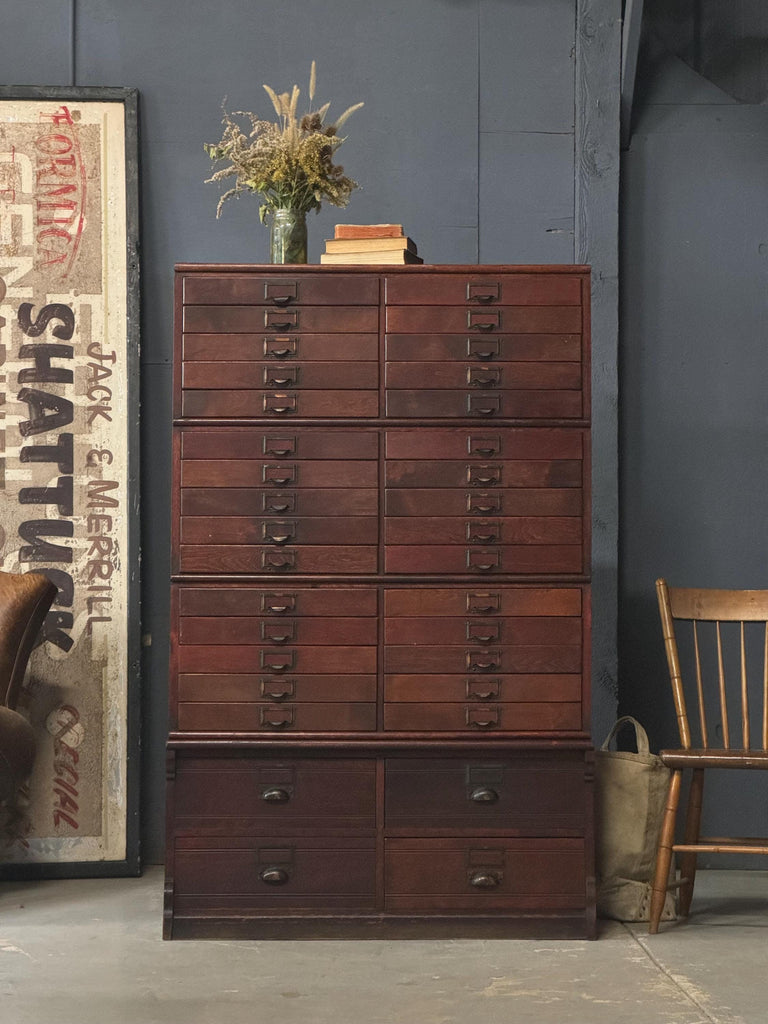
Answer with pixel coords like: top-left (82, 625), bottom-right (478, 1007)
top-left (595, 716), bottom-right (676, 921)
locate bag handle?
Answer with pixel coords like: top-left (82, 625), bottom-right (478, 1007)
top-left (601, 715), bottom-right (651, 754)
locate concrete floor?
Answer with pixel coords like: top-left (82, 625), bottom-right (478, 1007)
top-left (1, 869), bottom-right (767, 1024)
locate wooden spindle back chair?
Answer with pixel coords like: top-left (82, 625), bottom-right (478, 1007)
top-left (649, 578), bottom-right (768, 933)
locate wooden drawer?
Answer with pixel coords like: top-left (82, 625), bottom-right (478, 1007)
top-left (179, 614), bottom-right (378, 646)
top-left (384, 427), bottom-right (584, 460)
top-left (383, 702), bottom-right (581, 732)
top-left (177, 644), bottom-right (377, 675)
top-left (384, 516), bottom-right (581, 546)
top-left (385, 333), bottom-right (581, 362)
top-left (183, 304), bottom-right (379, 334)
top-left (385, 389), bottom-right (583, 419)
top-left (384, 673), bottom-right (580, 703)
top-left (383, 586), bottom-right (583, 617)
top-left (385, 458), bottom-right (582, 488)
top-left (384, 644), bottom-right (581, 674)
top-left (181, 459), bottom-right (378, 489)
top-left (384, 544), bottom-right (584, 574)
top-left (183, 361), bottom-right (379, 390)
top-left (385, 487), bottom-right (582, 517)
top-left (178, 701), bottom-right (377, 732)
top-left (384, 838), bottom-right (586, 913)
top-left (178, 673), bottom-right (377, 703)
top-left (180, 516), bottom-right (378, 547)
top-left (177, 587), bottom-right (378, 618)
top-left (177, 544), bottom-right (378, 574)
top-left (384, 615), bottom-right (581, 645)
top-left (384, 273), bottom-right (583, 306)
top-left (181, 389), bottom-right (379, 418)
top-left (183, 273), bottom-right (379, 306)
top-left (183, 333), bottom-right (379, 362)
top-left (174, 837), bottom-right (376, 908)
top-left (173, 757), bottom-right (376, 831)
top-left (182, 487), bottom-right (378, 518)
top-left (384, 756), bottom-right (588, 832)
top-left (385, 361), bottom-right (581, 390)
top-left (385, 305), bottom-right (582, 335)
top-left (181, 427), bottom-right (379, 461)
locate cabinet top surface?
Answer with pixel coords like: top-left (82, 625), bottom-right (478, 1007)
top-left (175, 264), bottom-right (591, 275)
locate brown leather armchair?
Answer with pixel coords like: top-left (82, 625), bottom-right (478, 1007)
top-left (0, 570), bottom-right (57, 807)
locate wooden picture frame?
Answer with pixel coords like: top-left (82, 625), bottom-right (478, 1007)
top-left (0, 86), bottom-right (140, 876)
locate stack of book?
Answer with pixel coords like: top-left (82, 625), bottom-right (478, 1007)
top-left (320, 224), bottom-right (424, 265)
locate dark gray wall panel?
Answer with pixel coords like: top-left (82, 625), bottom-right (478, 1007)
top-left (76, 0), bottom-right (479, 267)
top-left (478, 131), bottom-right (574, 263)
top-left (620, 49), bottom-right (768, 863)
top-left (0, 5), bottom-right (73, 86)
top-left (480, 0), bottom-right (576, 133)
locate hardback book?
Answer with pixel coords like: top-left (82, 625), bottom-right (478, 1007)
top-left (333, 223), bottom-right (404, 239)
top-left (320, 249), bottom-right (424, 265)
top-left (324, 236), bottom-right (417, 254)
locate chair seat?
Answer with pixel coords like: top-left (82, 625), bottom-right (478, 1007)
top-left (661, 749), bottom-right (768, 769)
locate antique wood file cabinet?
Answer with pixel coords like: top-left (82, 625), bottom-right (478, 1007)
top-left (165, 263), bottom-right (595, 938)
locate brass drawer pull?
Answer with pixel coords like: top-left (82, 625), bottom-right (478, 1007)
top-left (261, 787), bottom-right (291, 803)
top-left (259, 867), bottom-right (290, 885)
top-left (265, 500), bottom-right (293, 514)
top-left (470, 786), bottom-right (499, 804)
top-left (469, 870), bottom-right (501, 889)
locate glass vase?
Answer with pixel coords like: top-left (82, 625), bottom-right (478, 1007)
top-left (269, 208), bottom-right (308, 264)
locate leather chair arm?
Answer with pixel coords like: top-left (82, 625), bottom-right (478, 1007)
top-left (0, 705), bottom-right (36, 805)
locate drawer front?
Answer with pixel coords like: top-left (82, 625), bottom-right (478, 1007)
top-left (181, 389), bottom-right (379, 418)
top-left (179, 614), bottom-right (378, 646)
top-left (384, 545), bottom-right (583, 574)
top-left (181, 516), bottom-right (377, 547)
top-left (384, 585), bottom-right (582, 617)
top-left (384, 673), bottom-right (580, 703)
top-left (386, 305), bottom-right (582, 335)
top-left (182, 459), bottom-right (378, 488)
top-left (384, 273), bottom-right (584, 307)
top-left (385, 487), bottom-right (581, 517)
top-left (384, 838), bottom-right (586, 912)
top-left (183, 273), bottom-right (380, 306)
top-left (183, 304), bottom-right (379, 334)
top-left (183, 333), bottom-right (379, 362)
top-left (177, 586), bottom-right (379, 617)
top-left (183, 487), bottom-right (378, 518)
top-left (181, 427), bottom-right (379, 461)
top-left (177, 544), bottom-right (378, 574)
top-left (383, 702), bottom-right (581, 732)
top-left (384, 756), bottom-right (588, 832)
top-left (384, 427), bottom-right (583, 460)
top-left (385, 333), bottom-right (580, 362)
top-left (173, 757), bottom-right (376, 831)
top-left (179, 673), bottom-right (377, 703)
top-left (178, 645), bottom-right (377, 675)
top-left (183, 361), bottom-right (378, 390)
top-left (384, 644), bottom-right (581, 674)
top-left (385, 361), bottom-right (581, 390)
top-left (384, 517), bottom-right (581, 546)
top-left (174, 837), bottom-right (376, 908)
top-left (385, 389), bottom-right (583, 419)
top-left (178, 701), bottom-right (377, 732)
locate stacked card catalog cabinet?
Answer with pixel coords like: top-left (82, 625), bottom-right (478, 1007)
top-left (165, 264), bottom-right (595, 938)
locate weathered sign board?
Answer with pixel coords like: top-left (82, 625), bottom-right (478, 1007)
top-left (0, 87), bottom-right (139, 874)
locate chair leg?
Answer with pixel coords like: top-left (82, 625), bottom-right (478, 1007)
top-left (649, 769), bottom-right (682, 934)
top-left (677, 768), bottom-right (704, 918)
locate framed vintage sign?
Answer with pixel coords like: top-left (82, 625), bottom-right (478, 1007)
top-left (0, 86), bottom-right (140, 875)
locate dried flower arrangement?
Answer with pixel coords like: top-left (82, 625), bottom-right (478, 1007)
top-left (204, 62), bottom-right (364, 222)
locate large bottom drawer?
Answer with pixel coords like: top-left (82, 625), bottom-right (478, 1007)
top-left (173, 836), bottom-right (377, 910)
top-left (384, 837), bottom-right (586, 913)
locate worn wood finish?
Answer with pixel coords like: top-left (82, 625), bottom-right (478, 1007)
top-left (649, 578), bottom-right (768, 934)
top-left (166, 265), bottom-right (594, 938)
